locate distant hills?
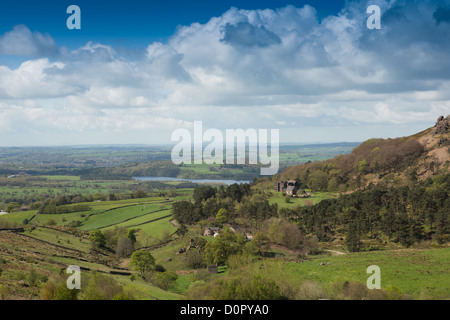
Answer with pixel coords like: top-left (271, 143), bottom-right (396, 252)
top-left (278, 115), bottom-right (450, 192)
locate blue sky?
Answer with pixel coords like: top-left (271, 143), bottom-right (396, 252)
top-left (0, 0), bottom-right (449, 146)
top-left (0, 1), bottom-right (346, 50)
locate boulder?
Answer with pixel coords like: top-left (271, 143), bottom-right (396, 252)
top-left (434, 115), bottom-right (450, 134)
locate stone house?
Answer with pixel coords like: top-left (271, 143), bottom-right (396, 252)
top-left (275, 179), bottom-right (299, 196)
top-left (203, 227), bottom-right (220, 237)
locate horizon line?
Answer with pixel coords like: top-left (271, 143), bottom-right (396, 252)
top-left (0, 141), bottom-right (363, 148)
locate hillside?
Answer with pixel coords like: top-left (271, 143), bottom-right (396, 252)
top-left (0, 119), bottom-right (448, 301)
top-left (278, 115), bottom-right (450, 192)
top-left (0, 166), bottom-right (448, 300)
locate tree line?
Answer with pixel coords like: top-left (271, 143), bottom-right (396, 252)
top-left (280, 136), bottom-right (425, 192)
top-left (172, 184), bottom-right (255, 225)
top-left (281, 173), bottom-right (450, 250)
top-left (174, 173), bottom-right (449, 254)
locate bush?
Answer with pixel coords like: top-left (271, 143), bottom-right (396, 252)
top-left (264, 218), bottom-right (304, 250)
top-left (116, 237), bottom-right (135, 258)
top-left (154, 264), bottom-right (166, 273)
top-left (147, 271), bottom-right (178, 290)
top-left (304, 235), bottom-right (321, 255)
top-left (342, 281), bottom-right (369, 300)
top-left (213, 274), bottom-right (281, 300)
top-left (45, 218), bottom-right (57, 226)
top-left (0, 284), bottom-right (10, 300)
top-left (296, 280), bottom-right (327, 300)
top-left (68, 220), bottom-right (82, 227)
top-left (185, 280), bottom-right (209, 300)
top-left (26, 269), bottom-right (45, 286)
top-left (14, 270), bottom-right (26, 281)
top-left (89, 229), bottom-right (106, 248)
top-left (192, 270), bottom-right (209, 282)
top-left (41, 280), bottom-right (78, 300)
top-left (185, 250), bottom-right (205, 269)
top-left (84, 273), bottom-right (128, 300)
top-left (227, 253), bottom-right (255, 272)
top-left (329, 280), bottom-right (388, 300)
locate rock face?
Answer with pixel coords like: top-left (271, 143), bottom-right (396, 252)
top-left (434, 115), bottom-right (450, 134)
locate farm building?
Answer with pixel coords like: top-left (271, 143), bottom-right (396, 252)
top-left (203, 227), bottom-right (220, 237)
top-left (275, 180), bottom-right (299, 195)
top-left (274, 180), bottom-right (287, 192)
top-left (285, 185), bottom-right (298, 196)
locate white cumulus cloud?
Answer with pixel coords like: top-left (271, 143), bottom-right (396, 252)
top-left (0, 1), bottom-right (449, 145)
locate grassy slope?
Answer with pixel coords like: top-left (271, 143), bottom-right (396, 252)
top-left (79, 203), bottom-right (164, 231)
top-left (22, 227), bottom-right (91, 253)
top-left (267, 191), bottom-right (338, 208)
top-left (283, 247), bottom-right (450, 299)
top-left (2, 179), bottom-right (448, 300)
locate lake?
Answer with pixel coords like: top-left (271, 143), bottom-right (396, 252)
top-left (133, 176), bottom-right (251, 185)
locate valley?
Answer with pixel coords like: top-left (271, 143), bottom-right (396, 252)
top-left (0, 119), bottom-right (448, 300)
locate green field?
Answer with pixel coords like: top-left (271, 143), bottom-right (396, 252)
top-left (79, 202), bottom-right (168, 231)
top-left (0, 179), bottom-right (135, 200)
top-left (1, 147), bottom-right (448, 302)
top-left (0, 210), bottom-right (36, 225)
top-left (41, 175), bottom-right (81, 181)
top-left (268, 191), bottom-right (339, 208)
top-left (136, 216), bottom-right (177, 240)
top-left (108, 209), bottom-right (172, 229)
top-left (23, 227), bottom-right (91, 253)
top-left (112, 274), bottom-right (182, 300)
top-left (282, 248), bottom-right (450, 299)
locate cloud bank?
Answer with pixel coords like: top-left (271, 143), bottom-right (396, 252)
top-left (0, 0), bottom-right (449, 145)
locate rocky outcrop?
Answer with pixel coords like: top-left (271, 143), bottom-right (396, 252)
top-left (434, 115), bottom-right (450, 134)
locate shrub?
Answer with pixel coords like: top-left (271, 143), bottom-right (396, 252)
top-left (342, 281), bottom-right (369, 300)
top-left (185, 280), bottom-right (209, 300)
top-left (46, 218), bottom-right (57, 226)
top-left (185, 250), bottom-right (205, 269)
top-left (213, 274), bottom-right (281, 300)
top-left (154, 264), bottom-right (166, 273)
top-left (192, 270), bottom-right (209, 282)
top-left (116, 237), bottom-right (135, 258)
top-left (89, 229), bottom-right (106, 248)
top-left (296, 280), bottom-right (327, 300)
top-left (84, 273), bottom-right (126, 300)
top-left (264, 218), bottom-right (304, 250)
top-left (148, 271), bottom-right (178, 290)
top-left (0, 284), bottom-right (10, 300)
top-left (14, 270), bottom-right (26, 281)
top-left (41, 280), bottom-right (78, 300)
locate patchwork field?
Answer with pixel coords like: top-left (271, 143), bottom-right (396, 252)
top-left (0, 140), bottom-right (448, 301)
top-left (79, 201), bottom-right (169, 231)
top-left (1, 184), bottom-right (449, 300)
